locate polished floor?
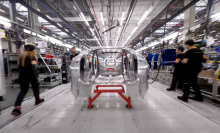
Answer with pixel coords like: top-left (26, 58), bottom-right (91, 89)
top-left (0, 82), bottom-right (220, 133)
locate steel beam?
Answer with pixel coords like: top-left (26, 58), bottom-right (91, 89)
top-left (134, 0), bottom-right (200, 46)
top-left (36, 0), bottom-right (91, 46)
top-left (118, 0), bottom-right (138, 42)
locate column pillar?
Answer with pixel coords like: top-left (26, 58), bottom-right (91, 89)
top-left (28, 0), bottom-right (39, 43)
top-left (184, 0), bottom-right (195, 29)
top-left (184, 0), bottom-right (195, 41)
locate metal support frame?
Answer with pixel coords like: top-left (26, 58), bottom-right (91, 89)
top-left (133, 0), bottom-right (200, 47)
top-left (37, 0), bottom-right (92, 45)
top-left (205, 0), bottom-right (214, 38)
top-left (118, 0), bottom-right (138, 43)
top-left (14, 0), bottom-right (90, 47)
top-left (88, 85), bottom-right (131, 109)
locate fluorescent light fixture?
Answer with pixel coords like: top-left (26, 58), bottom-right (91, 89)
top-left (73, 6), bottom-right (76, 10)
top-left (137, 10), bottom-right (149, 26)
top-left (131, 26), bottom-right (138, 35)
top-left (163, 32), bottom-right (178, 41)
top-left (46, 15), bottom-right (52, 20)
top-left (37, 34), bottom-right (44, 39)
top-left (0, 16), bottom-right (10, 22)
top-left (127, 35), bottom-right (131, 40)
top-left (37, 8), bottom-right (40, 11)
top-left (100, 12), bottom-right (104, 25)
top-left (32, 32), bottom-right (36, 36)
top-left (65, 29), bottom-right (69, 32)
top-left (0, 9), bottom-right (5, 12)
top-left (0, 20), bottom-right (11, 27)
top-left (104, 28), bottom-right (106, 35)
top-left (42, 29), bottom-right (47, 32)
top-left (24, 29), bottom-right (31, 34)
top-left (72, 34), bottom-right (75, 36)
top-left (90, 28), bottom-right (95, 35)
top-left (211, 12), bottom-right (220, 18)
top-left (118, 27), bottom-right (121, 35)
top-left (80, 12), bottom-right (89, 26)
top-left (17, 17), bottom-right (24, 21)
top-left (120, 12), bottom-right (125, 26)
top-left (57, 23), bottom-right (62, 27)
top-left (148, 41), bottom-right (159, 47)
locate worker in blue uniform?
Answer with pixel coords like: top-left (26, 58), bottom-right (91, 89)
top-left (178, 39), bottom-right (207, 102)
top-left (167, 46), bottom-right (185, 91)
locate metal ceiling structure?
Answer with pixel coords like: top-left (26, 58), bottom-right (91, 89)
top-left (0, 0), bottom-right (216, 50)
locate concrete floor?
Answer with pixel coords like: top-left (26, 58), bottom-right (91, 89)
top-left (0, 76), bottom-right (57, 110)
top-left (0, 82), bottom-right (220, 133)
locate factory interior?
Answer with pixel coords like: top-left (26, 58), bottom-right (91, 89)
top-left (1, 0), bottom-right (220, 132)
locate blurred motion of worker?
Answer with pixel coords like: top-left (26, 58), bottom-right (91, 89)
top-left (143, 53), bottom-right (149, 62)
top-left (178, 39), bottom-right (207, 102)
top-left (167, 46), bottom-right (185, 91)
top-left (12, 43), bottom-right (44, 116)
top-left (88, 55), bottom-right (92, 68)
top-left (70, 47), bottom-right (79, 61)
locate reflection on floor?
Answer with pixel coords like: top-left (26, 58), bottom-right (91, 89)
top-left (0, 82), bottom-right (220, 133)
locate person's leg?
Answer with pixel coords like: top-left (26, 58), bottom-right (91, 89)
top-left (190, 73), bottom-right (203, 101)
top-left (177, 73), bottom-right (190, 102)
top-left (30, 77), bottom-right (44, 105)
top-left (30, 78), bottom-right (40, 102)
top-left (168, 71), bottom-right (179, 90)
top-left (14, 79), bottom-right (29, 107)
top-left (177, 72), bottom-right (184, 90)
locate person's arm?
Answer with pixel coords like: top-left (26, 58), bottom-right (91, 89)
top-left (202, 54), bottom-right (207, 63)
top-left (173, 54), bottom-right (181, 67)
top-left (30, 56), bottom-right (39, 78)
top-left (183, 50), bottom-right (190, 64)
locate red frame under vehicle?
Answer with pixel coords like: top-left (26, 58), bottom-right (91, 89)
top-left (88, 85), bottom-right (131, 109)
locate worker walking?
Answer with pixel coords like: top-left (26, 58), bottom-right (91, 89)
top-left (178, 39), bottom-right (206, 102)
top-left (167, 46), bottom-right (185, 91)
top-left (12, 43), bottom-right (44, 116)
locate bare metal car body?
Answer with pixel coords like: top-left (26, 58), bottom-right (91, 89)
top-left (69, 47), bottom-right (149, 98)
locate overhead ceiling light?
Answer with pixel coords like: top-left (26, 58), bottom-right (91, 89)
top-left (57, 23), bottom-right (62, 27)
top-left (104, 28), bottom-right (106, 35)
top-left (72, 34), bottom-right (75, 36)
top-left (46, 15), bottom-right (52, 20)
top-left (131, 26), bottom-right (138, 35)
top-left (73, 6), bottom-right (76, 10)
top-left (90, 28), bottom-right (95, 35)
top-left (118, 27), bottom-right (121, 35)
top-left (24, 29), bottom-right (31, 34)
top-left (37, 8), bottom-right (40, 11)
top-left (32, 32), bottom-right (36, 36)
top-left (137, 10), bottom-right (149, 26)
top-left (211, 12), bottom-right (220, 18)
top-left (0, 9), bottom-right (5, 12)
top-left (17, 17), bottom-right (24, 21)
top-left (42, 29), bottom-right (47, 32)
top-left (120, 12), bottom-right (125, 26)
top-left (80, 12), bottom-right (89, 26)
top-left (65, 29), bottom-right (69, 32)
top-left (100, 12), bottom-right (104, 25)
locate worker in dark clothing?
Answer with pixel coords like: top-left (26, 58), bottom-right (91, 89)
top-left (178, 39), bottom-right (207, 102)
top-left (167, 46), bottom-right (185, 91)
top-left (12, 43), bottom-right (44, 116)
top-left (70, 47), bottom-right (79, 61)
top-left (143, 53), bottom-right (149, 62)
